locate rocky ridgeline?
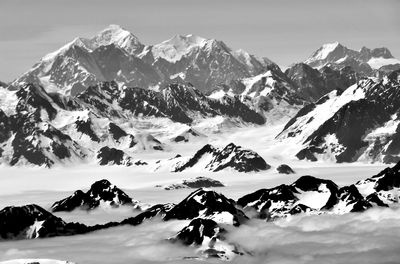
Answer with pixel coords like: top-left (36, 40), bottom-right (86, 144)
top-left (0, 81), bottom-right (265, 167)
top-left (278, 72), bottom-right (400, 163)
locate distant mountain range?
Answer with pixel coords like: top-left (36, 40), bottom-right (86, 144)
top-left (305, 41), bottom-right (400, 75)
top-left (10, 24), bottom-right (277, 96)
top-left (1, 25), bottom-right (400, 166)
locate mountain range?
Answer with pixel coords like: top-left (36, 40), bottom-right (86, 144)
top-left (1, 25), bottom-right (400, 166)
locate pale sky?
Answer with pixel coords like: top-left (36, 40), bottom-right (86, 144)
top-left (0, 0), bottom-right (399, 82)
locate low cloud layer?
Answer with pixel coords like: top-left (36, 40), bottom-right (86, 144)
top-left (228, 206), bottom-right (400, 264)
top-left (1, 207), bottom-right (400, 264)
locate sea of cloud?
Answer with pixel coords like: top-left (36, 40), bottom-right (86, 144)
top-left (1, 206), bottom-right (400, 264)
top-left (227, 206), bottom-right (400, 264)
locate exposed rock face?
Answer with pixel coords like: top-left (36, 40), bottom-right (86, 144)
top-left (163, 188), bottom-right (247, 226)
top-left (332, 185), bottom-right (372, 214)
top-left (174, 143), bottom-right (270, 172)
top-left (0, 79), bottom-right (267, 167)
top-left (159, 176), bottom-right (225, 190)
top-left (122, 188), bottom-right (247, 226)
top-left (0, 84), bottom-right (89, 167)
top-left (171, 218), bottom-right (223, 246)
top-left (236, 162), bottom-right (400, 220)
top-left (355, 161), bottom-right (400, 206)
top-left (278, 74), bottom-right (400, 163)
top-left (207, 68), bottom-right (306, 120)
top-left (286, 63), bottom-right (359, 101)
top-left (96, 146), bottom-right (133, 166)
top-left (67, 81), bottom-right (265, 125)
top-left (170, 218), bottom-right (241, 261)
top-left (120, 203), bottom-right (175, 226)
top-left (172, 128), bottom-right (205, 143)
top-left (237, 175), bottom-right (340, 220)
top-left (7, 116), bottom-right (87, 168)
top-left (0, 204), bottom-right (88, 239)
top-left (276, 164), bottom-right (295, 174)
top-left (51, 179), bottom-right (137, 212)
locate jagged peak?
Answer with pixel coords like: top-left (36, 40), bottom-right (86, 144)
top-left (359, 46), bottom-right (371, 53)
top-left (307, 41), bottom-right (344, 61)
top-left (40, 25), bottom-right (142, 63)
top-left (40, 37), bottom-right (83, 62)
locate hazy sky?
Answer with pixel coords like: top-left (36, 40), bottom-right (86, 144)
top-left (0, 0), bottom-right (399, 81)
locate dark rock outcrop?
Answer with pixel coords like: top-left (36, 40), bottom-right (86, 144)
top-left (160, 176), bottom-right (225, 190)
top-left (0, 204), bottom-right (88, 240)
top-left (51, 179), bottom-right (137, 212)
top-left (96, 146), bottom-right (133, 166)
top-left (276, 164), bottom-right (295, 174)
top-left (175, 143), bottom-right (270, 172)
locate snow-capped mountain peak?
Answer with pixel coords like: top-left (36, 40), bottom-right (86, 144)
top-left (305, 41), bottom-right (345, 66)
top-left (170, 34), bottom-right (207, 46)
top-left (12, 24), bottom-right (283, 96)
top-left (304, 42), bottom-right (400, 75)
top-left (88, 24), bottom-right (143, 54)
top-left (40, 25), bottom-right (142, 63)
top-left (311, 41), bottom-right (341, 60)
top-left (151, 34), bottom-right (218, 62)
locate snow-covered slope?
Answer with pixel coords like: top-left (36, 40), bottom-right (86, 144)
top-left (209, 67), bottom-right (305, 122)
top-left (277, 70), bottom-right (400, 163)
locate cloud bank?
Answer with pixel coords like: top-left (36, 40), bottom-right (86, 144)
top-left (228, 206), bottom-right (400, 264)
top-left (1, 207), bottom-right (400, 263)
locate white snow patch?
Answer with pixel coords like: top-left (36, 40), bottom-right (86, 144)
top-left (306, 42), bottom-right (340, 63)
top-left (295, 184), bottom-right (331, 210)
top-left (151, 34), bottom-right (209, 63)
top-left (368, 57), bottom-right (400, 69)
top-left (26, 220), bottom-right (45, 239)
